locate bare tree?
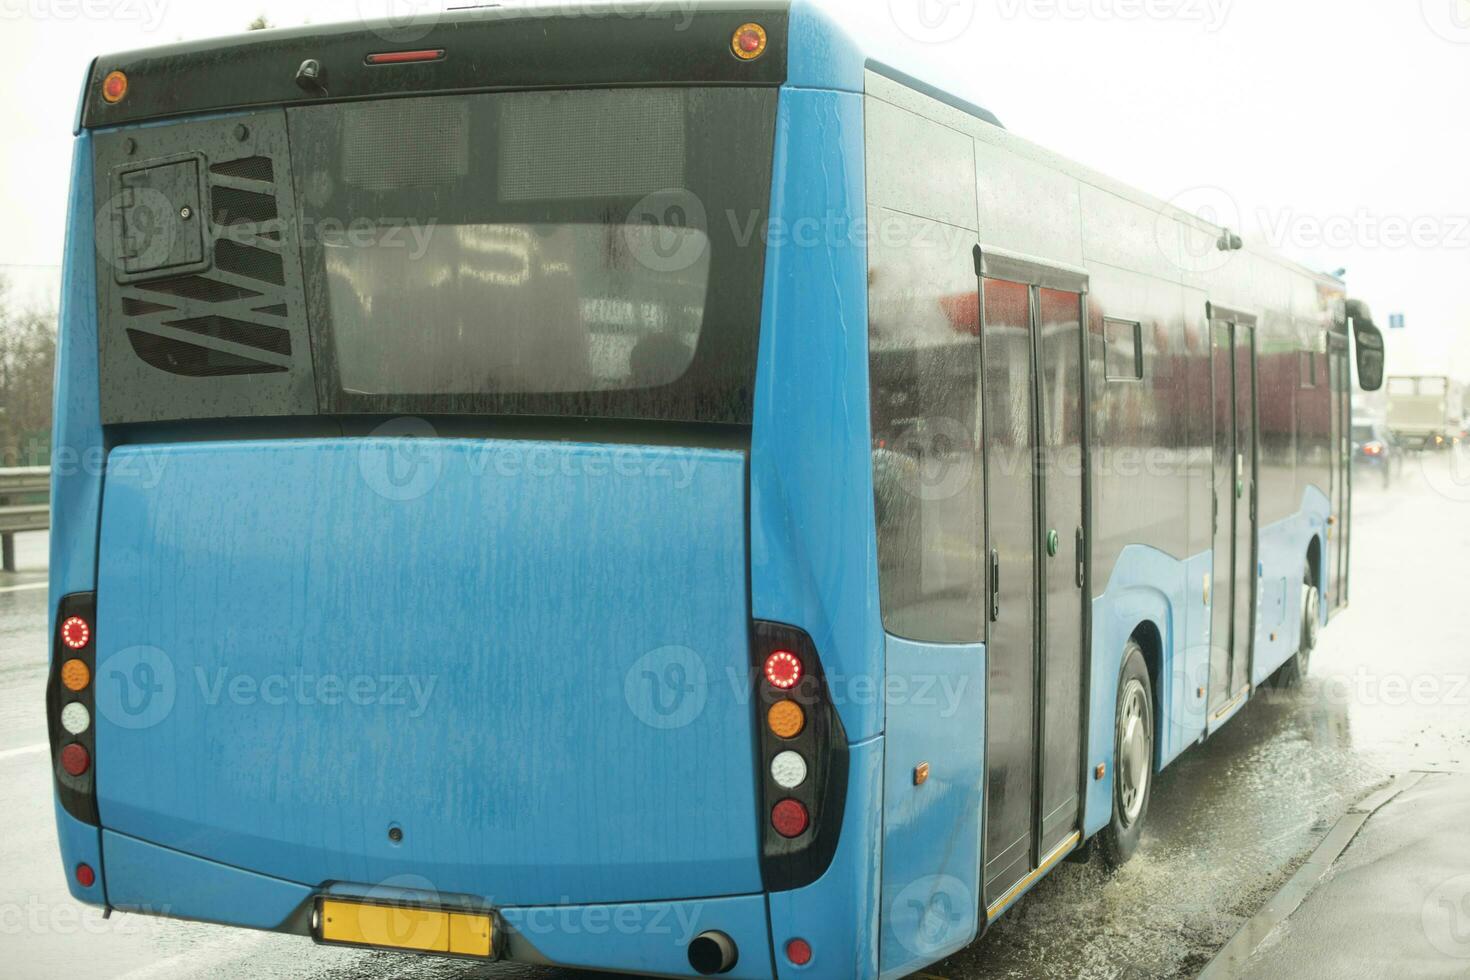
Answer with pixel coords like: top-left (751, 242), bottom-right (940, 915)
top-left (248, 15), bottom-right (273, 30)
top-left (0, 276), bottom-right (58, 467)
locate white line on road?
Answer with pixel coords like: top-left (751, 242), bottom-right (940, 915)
top-left (0, 581), bottom-right (47, 594)
top-left (0, 742), bottom-right (48, 763)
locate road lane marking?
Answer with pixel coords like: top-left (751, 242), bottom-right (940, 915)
top-left (0, 581), bottom-right (47, 594)
top-left (0, 743), bottom-right (48, 763)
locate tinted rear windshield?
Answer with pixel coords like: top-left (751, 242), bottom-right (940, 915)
top-left (287, 87), bottom-right (777, 425)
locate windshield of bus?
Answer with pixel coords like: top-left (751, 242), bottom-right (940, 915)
top-left (287, 87), bottom-right (777, 425)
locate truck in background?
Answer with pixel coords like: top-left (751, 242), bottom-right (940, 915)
top-left (1386, 375), bottom-right (1465, 449)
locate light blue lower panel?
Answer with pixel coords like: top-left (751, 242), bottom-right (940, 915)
top-left (504, 895), bottom-right (773, 979)
top-left (770, 737), bottom-right (883, 979)
top-left (1084, 545), bottom-right (1204, 837)
top-left (1251, 487), bottom-right (1330, 686)
top-left (878, 637), bottom-right (986, 980)
top-left (1084, 486), bottom-right (1332, 837)
top-left (103, 830), bottom-right (311, 930)
top-left (55, 801), bottom-right (106, 907)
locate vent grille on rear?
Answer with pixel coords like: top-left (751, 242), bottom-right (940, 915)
top-left (116, 150), bottom-right (294, 379)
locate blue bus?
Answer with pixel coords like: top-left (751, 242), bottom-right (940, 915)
top-left (48, 3), bottom-right (1385, 977)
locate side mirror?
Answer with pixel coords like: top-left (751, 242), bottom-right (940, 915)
top-left (1345, 298), bottom-right (1384, 393)
top-left (1352, 320), bottom-right (1385, 393)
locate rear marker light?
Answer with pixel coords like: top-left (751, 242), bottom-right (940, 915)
top-left (61, 703), bottom-right (91, 736)
top-left (732, 22), bottom-right (768, 61)
top-left (75, 864), bottom-right (96, 888)
top-left (60, 743), bottom-right (90, 777)
top-left (101, 70), bottom-right (128, 104)
top-left (61, 658), bottom-right (91, 692)
top-left (61, 616), bottom-right (91, 650)
top-left (764, 651), bottom-right (802, 690)
top-left (786, 938), bottom-right (813, 967)
top-left (770, 751), bottom-right (808, 790)
top-left (767, 700), bottom-right (805, 739)
top-left (771, 798), bottom-right (809, 838)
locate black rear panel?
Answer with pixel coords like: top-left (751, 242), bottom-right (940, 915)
top-left (82, 2), bottom-right (790, 129)
top-left (94, 110), bottom-right (316, 423)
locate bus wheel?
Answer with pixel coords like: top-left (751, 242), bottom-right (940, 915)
top-left (1278, 570), bottom-right (1320, 688)
top-left (1100, 641), bottom-right (1153, 869)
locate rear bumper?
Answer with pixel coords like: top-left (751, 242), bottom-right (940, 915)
top-left (100, 829), bottom-right (777, 978)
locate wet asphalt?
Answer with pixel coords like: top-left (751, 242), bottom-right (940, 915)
top-left (2, 451), bottom-right (1468, 979)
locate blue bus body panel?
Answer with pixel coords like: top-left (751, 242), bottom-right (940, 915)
top-left (93, 439), bottom-right (762, 906)
top-left (749, 83), bottom-right (881, 745)
top-left (1252, 486), bottom-right (1330, 686)
top-left (51, 133), bottom-right (107, 906)
top-left (1084, 488), bottom-right (1331, 836)
top-left (104, 830), bottom-right (311, 929)
top-left (769, 737), bottom-right (883, 980)
top-left (877, 637), bottom-right (986, 980)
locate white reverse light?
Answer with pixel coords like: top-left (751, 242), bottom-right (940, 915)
top-left (770, 750), bottom-right (808, 790)
top-left (61, 702), bottom-right (91, 736)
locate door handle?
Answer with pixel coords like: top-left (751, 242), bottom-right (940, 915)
top-left (1075, 527), bottom-right (1086, 589)
top-left (989, 549), bottom-right (1001, 622)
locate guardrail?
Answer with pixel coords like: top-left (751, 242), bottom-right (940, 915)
top-left (0, 467), bottom-right (49, 573)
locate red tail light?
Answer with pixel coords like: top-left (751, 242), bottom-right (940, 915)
top-left (771, 798), bottom-right (810, 838)
top-left (60, 743), bottom-right (90, 777)
top-left (764, 650), bottom-right (803, 690)
top-left (75, 864), bottom-right (96, 888)
top-left (365, 49), bottom-right (446, 65)
top-left (785, 938), bottom-right (813, 966)
top-left (1363, 442), bottom-right (1384, 457)
top-left (61, 616), bottom-right (91, 650)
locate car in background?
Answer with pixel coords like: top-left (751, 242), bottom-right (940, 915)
top-left (1353, 419), bottom-right (1402, 487)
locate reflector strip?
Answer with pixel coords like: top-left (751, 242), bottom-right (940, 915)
top-left (365, 49), bottom-right (447, 65)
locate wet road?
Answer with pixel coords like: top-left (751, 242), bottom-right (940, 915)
top-left (3, 452), bottom-right (1469, 979)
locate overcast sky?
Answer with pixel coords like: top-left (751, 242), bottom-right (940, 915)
top-left (1, 0), bottom-right (1466, 377)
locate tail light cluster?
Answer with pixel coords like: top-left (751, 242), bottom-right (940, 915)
top-left (47, 593), bottom-right (100, 826)
top-left (751, 621), bottom-right (847, 891)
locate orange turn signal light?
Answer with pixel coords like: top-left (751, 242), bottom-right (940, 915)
top-left (61, 659), bottom-right (91, 692)
top-left (732, 23), bottom-right (768, 62)
top-left (767, 700), bottom-right (805, 739)
top-left (101, 70), bottom-right (128, 104)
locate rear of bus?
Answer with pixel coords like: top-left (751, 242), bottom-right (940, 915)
top-left (47, 4), bottom-right (884, 977)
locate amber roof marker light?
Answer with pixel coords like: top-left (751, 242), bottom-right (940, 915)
top-left (732, 23), bottom-right (768, 61)
top-left (101, 70), bottom-right (128, 104)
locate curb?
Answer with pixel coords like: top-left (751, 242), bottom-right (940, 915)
top-left (1197, 771), bottom-right (1430, 979)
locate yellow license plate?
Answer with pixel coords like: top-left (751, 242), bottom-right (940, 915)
top-left (317, 899), bottom-right (496, 958)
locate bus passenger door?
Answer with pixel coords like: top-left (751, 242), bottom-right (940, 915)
top-left (1329, 337), bottom-right (1351, 607)
top-left (980, 277), bottom-right (1038, 903)
top-left (979, 260), bottom-right (1089, 913)
top-left (1207, 321), bottom-right (1235, 716)
top-left (1231, 324), bottom-right (1258, 697)
top-left (1035, 287), bottom-right (1086, 859)
top-left (1208, 314), bottom-right (1258, 717)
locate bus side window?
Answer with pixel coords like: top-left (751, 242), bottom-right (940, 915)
top-left (867, 211), bottom-right (986, 645)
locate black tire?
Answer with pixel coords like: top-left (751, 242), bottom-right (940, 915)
top-left (1099, 641), bottom-right (1153, 870)
top-left (1277, 567), bottom-right (1320, 689)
